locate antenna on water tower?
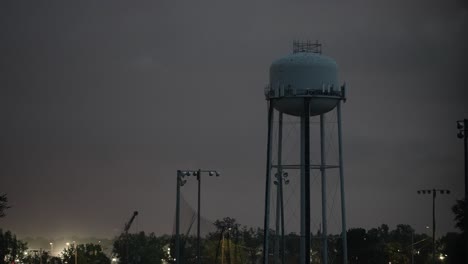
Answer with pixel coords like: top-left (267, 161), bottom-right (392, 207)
top-left (262, 41), bottom-right (348, 264)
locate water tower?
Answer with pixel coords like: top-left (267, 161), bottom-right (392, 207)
top-left (262, 41), bottom-right (348, 264)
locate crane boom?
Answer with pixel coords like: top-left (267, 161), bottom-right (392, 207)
top-left (124, 211), bottom-right (138, 234)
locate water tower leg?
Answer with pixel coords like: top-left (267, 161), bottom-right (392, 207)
top-left (278, 113), bottom-right (286, 264)
top-left (304, 98), bottom-right (311, 264)
top-left (299, 98), bottom-right (312, 264)
top-left (300, 114), bottom-right (306, 264)
top-left (337, 102), bottom-right (348, 264)
top-left (320, 114), bottom-right (328, 264)
top-left (275, 112), bottom-right (283, 264)
top-left (263, 101), bottom-right (274, 264)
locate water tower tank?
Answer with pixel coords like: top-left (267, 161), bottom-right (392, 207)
top-left (267, 42), bottom-right (343, 116)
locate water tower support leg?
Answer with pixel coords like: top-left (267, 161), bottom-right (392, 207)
top-left (278, 112), bottom-right (286, 264)
top-left (337, 102), bottom-right (348, 264)
top-left (300, 114), bottom-right (306, 264)
top-left (275, 112), bottom-right (283, 264)
top-left (263, 101), bottom-right (274, 264)
top-left (320, 114), bottom-right (328, 264)
top-left (304, 98), bottom-right (311, 264)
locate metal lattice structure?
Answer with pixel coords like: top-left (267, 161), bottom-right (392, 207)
top-left (293, 40), bottom-right (322, 54)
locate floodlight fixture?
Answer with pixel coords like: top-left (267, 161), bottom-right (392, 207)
top-left (457, 119), bottom-right (466, 139)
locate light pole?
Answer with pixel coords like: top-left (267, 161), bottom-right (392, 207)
top-left (175, 169), bottom-right (220, 264)
top-left (49, 242), bottom-right (53, 256)
top-left (273, 171), bottom-right (289, 264)
top-left (457, 118), bottom-right (467, 262)
top-left (417, 189), bottom-right (450, 264)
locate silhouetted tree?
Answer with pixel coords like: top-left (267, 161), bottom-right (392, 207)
top-left (62, 243), bottom-right (110, 264)
top-left (438, 232), bottom-right (463, 264)
top-left (240, 227), bottom-right (262, 264)
top-left (344, 224), bottom-right (434, 264)
top-left (113, 232), bottom-right (167, 264)
top-left (452, 198), bottom-right (465, 233)
top-left (347, 228), bottom-right (371, 263)
top-left (0, 229), bottom-right (28, 263)
top-left (0, 194), bottom-right (10, 218)
top-left (443, 198), bottom-right (466, 264)
top-left (50, 256), bottom-right (64, 264)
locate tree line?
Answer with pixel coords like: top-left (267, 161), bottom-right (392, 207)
top-left (0, 193), bottom-right (465, 263)
top-left (117, 218), bottom-right (463, 264)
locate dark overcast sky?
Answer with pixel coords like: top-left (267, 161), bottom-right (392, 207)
top-left (1, 0), bottom-right (467, 240)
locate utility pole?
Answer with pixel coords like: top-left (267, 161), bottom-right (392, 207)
top-left (197, 170), bottom-right (202, 264)
top-left (417, 189), bottom-right (450, 264)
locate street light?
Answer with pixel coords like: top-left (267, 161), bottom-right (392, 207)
top-left (417, 189), bottom-right (450, 264)
top-left (49, 242), bottom-right (53, 256)
top-left (175, 169), bottom-right (220, 264)
top-left (456, 118), bottom-right (467, 262)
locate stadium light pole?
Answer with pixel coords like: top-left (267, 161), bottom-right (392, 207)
top-left (274, 171), bottom-right (289, 264)
top-left (457, 119), bottom-right (467, 262)
top-left (175, 169), bottom-right (220, 264)
top-left (417, 189), bottom-right (450, 264)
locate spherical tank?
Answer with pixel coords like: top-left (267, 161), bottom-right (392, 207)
top-left (269, 51), bottom-right (340, 116)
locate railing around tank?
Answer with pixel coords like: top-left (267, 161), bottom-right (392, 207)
top-left (264, 83), bottom-right (346, 101)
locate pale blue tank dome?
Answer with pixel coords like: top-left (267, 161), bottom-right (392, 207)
top-left (269, 51), bottom-right (340, 116)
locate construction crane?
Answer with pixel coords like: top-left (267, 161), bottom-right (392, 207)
top-left (124, 211), bottom-right (138, 264)
top-left (124, 211), bottom-right (139, 235)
